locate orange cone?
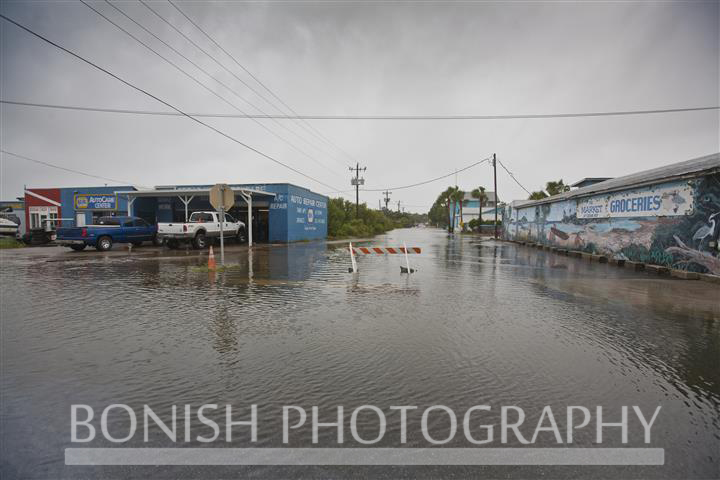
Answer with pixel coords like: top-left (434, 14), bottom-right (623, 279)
top-left (208, 245), bottom-right (217, 270)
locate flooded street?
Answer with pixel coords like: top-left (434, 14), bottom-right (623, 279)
top-left (1, 228), bottom-right (718, 479)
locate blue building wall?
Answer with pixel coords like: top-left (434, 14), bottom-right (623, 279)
top-left (59, 186), bottom-right (135, 227)
top-left (47, 183), bottom-right (327, 242)
top-left (237, 183), bottom-right (328, 242)
top-left (125, 183), bottom-right (328, 243)
top-left (503, 174), bottom-right (720, 275)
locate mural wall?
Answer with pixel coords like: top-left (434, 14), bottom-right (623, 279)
top-left (504, 173), bottom-right (720, 274)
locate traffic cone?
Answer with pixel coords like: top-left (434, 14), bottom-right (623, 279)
top-left (208, 245), bottom-right (217, 270)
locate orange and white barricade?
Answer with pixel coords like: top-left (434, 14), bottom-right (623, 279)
top-left (348, 242), bottom-right (421, 273)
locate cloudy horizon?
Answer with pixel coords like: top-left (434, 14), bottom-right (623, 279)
top-left (1, 0), bottom-right (718, 212)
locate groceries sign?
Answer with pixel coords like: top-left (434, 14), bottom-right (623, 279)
top-left (577, 184), bottom-right (693, 219)
top-left (74, 194), bottom-right (117, 210)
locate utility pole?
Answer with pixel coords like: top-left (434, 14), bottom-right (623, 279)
top-left (382, 190), bottom-right (392, 210)
top-left (492, 153), bottom-right (498, 239)
top-left (349, 163), bottom-right (366, 216)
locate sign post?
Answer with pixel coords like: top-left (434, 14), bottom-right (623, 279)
top-left (209, 184), bottom-right (235, 267)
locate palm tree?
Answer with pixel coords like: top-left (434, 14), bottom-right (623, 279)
top-left (545, 179), bottom-right (570, 196)
top-left (439, 187), bottom-right (455, 233)
top-left (528, 190), bottom-right (548, 200)
top-left (450, 187), bottom-right (464, 232)
top-left (471, 186), bottom-right (488, 227)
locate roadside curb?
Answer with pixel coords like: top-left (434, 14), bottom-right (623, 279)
top-left (507, 240), bottom-right (718, 283)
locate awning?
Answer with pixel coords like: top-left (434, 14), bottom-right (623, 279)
top-left (114, 187), bottom-right (276, 199)
top-left (115, 187), bottom-right (276, 247)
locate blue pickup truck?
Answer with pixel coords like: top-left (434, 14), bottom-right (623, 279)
top-left (56, 216), bottom-right (159, 251)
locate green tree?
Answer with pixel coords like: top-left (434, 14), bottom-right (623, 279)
top-left (545, 179), bottom-right (570, 196)
top-left (471, 186), bottom-right (488, 226)
top-left (528, 190), bottom-right (548, 200)
top-left (450, 187), bottom-right (465, 232)
top-left (328, 197), bottom-right (426, 239)
top-left (440, 187), bottom-right (457, 232)
top-left (428, 187), bottom-right (454, 230)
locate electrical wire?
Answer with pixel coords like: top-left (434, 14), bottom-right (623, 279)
top-left (90, 0), bottom-right (345, 179)
top-left (0, 13), bottom-right (341, 192)
top-left (167, 0), bottom-right (361, 167)
top-left (136, 0), bottom-right (351, 171)
top-left (496, 158), bottom-right (532, 195)
top-left (3, 99), bottom-right (715, 120)
top-left (1, 149), bottom-right (146, 187)
top-left (323, 156), bottom-right (491, 194)
top-left (364, 157), bottom-right (491, 192)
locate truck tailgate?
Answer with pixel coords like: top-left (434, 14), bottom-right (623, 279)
top-left (56, 227), bottom-right (84, 239)
top-left (157, 223), bottom-right (186, 235)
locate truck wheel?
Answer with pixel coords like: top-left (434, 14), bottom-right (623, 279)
top-left (96, 236), bottom-right (113, 251)
top-left (236, 229), bottom-right (246, 243)
top-left (152, 234), bottom-right (162, 246)
top-left (70, 244), bottom-right (86, 251)
top-left (192, 232), bottom-right (207, 249)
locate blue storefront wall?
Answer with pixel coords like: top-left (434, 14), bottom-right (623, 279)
top-left (503, 173), bottom-right (720, 275)
top-left (237, 183), bottom-right (328, 242)
top-left (59, 186), bottom-right (135, 227)
top-left (135, 183), bottom-right (328, 243)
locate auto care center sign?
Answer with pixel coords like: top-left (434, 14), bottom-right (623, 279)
top-left (577, 183), bottom-right (693, 219)
top-left (74, 194), bottom-right (117, 210)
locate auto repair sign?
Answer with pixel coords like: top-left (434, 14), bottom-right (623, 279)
top-left (74, 194), bottom-right (117, 210)
top-left (577, 183), bottom-right (693, 219)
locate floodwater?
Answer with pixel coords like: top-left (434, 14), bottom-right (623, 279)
top-left (1, 228), bottom-right (718, 479)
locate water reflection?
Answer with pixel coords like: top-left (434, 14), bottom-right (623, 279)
top-left (0, 230), bottom-right (718, 479)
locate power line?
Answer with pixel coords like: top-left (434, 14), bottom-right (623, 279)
top-left (323, 156), bottom-right (491, 195)
top-left (361, 156), bottom-right (492, 192)
top-left (0, 12), bottom-right (340, 192)
top-left (167, 0), bottom-right (360, 167)
top-left (1, 149), bottom-right (145, 187)
top-left (3, 99), bottom-right (716, 120)
top-left (137, 0), bottom-right (350, 171)
top-left (496, 158), bottom-right (532, 195)
top-left (85, 0), bottom-right (344, 179)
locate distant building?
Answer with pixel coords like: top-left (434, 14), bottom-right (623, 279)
top-left (450, 191), bottom-right (498, 229)
top-left (570, 177), bottom-right (613, 189)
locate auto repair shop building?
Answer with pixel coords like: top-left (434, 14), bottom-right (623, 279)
top-left (24, 183), bottom-right (328, 243)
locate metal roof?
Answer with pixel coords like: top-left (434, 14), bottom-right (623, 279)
top-left (114, 187), bottom-right (276, 198)
top-left (512, 152), bottom-right (720, 209)
top-left (570, 177), bottom-right (613, 187)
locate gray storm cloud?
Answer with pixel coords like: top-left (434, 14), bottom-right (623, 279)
top-left (1, 1), bottom-right (718, 210)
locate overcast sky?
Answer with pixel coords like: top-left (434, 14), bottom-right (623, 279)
top-left (1, 1), bottom-right (718, 212)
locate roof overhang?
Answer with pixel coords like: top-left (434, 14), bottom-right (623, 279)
top-left (114, 188), bottom-right (276, 198)
top-left (511, 153), bottom-right (720, 209)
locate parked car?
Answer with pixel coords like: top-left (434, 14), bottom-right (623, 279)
top-left (56, 216), bottom-right (159, 251)
top-left (157, 211), bottom-right (246, 249)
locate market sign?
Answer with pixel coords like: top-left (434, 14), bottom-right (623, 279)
top-left (74, 193), bottom-right (117, 210)
top-left (577, 183), bottom-right (693, 219)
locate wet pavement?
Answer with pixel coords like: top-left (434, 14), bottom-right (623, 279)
top-left (1, 228), bottom-right (718, 479)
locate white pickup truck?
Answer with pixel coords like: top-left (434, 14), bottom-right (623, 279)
top-left (157, 211), bottom-right (246, 249)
